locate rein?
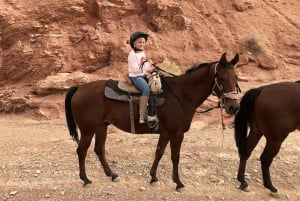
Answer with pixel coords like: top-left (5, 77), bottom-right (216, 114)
top-left (153, 64), bottom-right (178, 77)
top-left (162, 63), bottom-right (221, 113)
top-left (163, 62), bottom-right (240, 129)
top-left (194, 97), bottom-right (225, 114)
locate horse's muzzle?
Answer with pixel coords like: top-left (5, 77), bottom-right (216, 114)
top-left (227, 105), bottom-right (240, 115)
top-left (224, 101), bottom-right (240, 115)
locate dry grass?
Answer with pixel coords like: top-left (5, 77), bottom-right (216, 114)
top-left (156, 60), bottom-right (182, 76)
top-left (244, 29), bottom-right (267, 56)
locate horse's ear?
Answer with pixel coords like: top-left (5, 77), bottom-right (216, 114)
top-left (231, 53), bottom-right (239, 66)
top-left (219, 53), bottom-right (227, 66)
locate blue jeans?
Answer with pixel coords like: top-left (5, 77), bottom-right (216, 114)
top-left (129, 76), bottom-right (150, 96)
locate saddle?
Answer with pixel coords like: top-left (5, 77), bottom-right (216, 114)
top-left (104, 79), bottom-right (165, 134)
top-left (104, 79), bottom-right (165, 106)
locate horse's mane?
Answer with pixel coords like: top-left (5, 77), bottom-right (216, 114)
top-left (185, 62), bottom-right (216, 74)
top-left (159, 61), bottom-right (216, 79)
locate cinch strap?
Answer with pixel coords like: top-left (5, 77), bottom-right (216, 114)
top-left (128, 96), bottom-right (135, 134)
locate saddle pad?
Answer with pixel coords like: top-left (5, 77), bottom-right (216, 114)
top-left (104, 79), bottom-right (165, 106)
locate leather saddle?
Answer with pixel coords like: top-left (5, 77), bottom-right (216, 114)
top-left (104, 79), bottom-right (165, 106)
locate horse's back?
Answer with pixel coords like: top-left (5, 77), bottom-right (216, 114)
top-left (257, 82), bottom-right (300, 106)
top-left (72, 80), bottom-right (106, 105)
top-left (254, 82), bottom-right (300, 134)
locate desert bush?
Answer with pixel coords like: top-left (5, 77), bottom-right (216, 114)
top-left (244, 29), bottom-right (267, 56)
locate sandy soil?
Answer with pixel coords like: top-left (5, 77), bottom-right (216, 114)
top-left (0, 106), bottom-right (299, 201)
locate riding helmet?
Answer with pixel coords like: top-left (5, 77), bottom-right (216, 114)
top-left (129, 31), bottom-right (149, 49)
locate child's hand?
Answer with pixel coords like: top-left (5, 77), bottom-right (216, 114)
top-left (143, 62), bottom-right (155, 75)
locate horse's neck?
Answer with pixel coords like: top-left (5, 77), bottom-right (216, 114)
top-left (167, 66), bottom-right (215, 108)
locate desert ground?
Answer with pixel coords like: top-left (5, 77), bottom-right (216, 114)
top-left (1, 79), bottom-right (300, 201)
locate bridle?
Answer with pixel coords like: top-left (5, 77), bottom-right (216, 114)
top-left (156, 62), bottom-right (241, 123)
top-left (211, 62), bottom-right (240, 128)
top-left (212, 62), bottom-right (240, 101)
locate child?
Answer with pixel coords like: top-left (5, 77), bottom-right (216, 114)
top-left (128, 31), bottom-right (155, 124)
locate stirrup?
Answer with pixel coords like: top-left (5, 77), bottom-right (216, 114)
top-left (147, 115), bottom-right (157, 122)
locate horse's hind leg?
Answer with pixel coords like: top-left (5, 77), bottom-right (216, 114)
top-left (94, 125), bottom-right (119, 181)
top-left (150, 133), bottom-right (169, 185)
top-left (77, 131), bottom-right (94, 186)
top-left (260, 139), bottom-right (283, 193)
top-left (238, 129), bottom-right (262, 191)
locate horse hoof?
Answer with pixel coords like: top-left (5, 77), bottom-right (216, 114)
top-left (270, 191), bottom-right (281, 199)
top-left (239, 183), bottom-right (249, 192)
top-left (176, 186), bottom-right (185, 193)
top-left (242, 186), bottom-right (250, 192)
top-left (112, 176), bottom-right (120, 182)
top-left (83, 183), bottom-right (92, 188)
top-left (150, 181), bottom-right (160, 187)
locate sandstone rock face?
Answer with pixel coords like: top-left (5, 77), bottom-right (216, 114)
top-left (257, 53), bottom-right (278, 70)
top-left (232, 0), bottom-right (255, 12)
top-left (34, 71), bottom-right (99, 95)
top-left (0, 0), bottom-right (299, 116)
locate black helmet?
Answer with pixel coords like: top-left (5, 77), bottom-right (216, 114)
top-left (129, 31), bottom-right (149, 49)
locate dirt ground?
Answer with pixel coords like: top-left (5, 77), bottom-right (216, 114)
top-left (1, 83), bottom-right (299, 201)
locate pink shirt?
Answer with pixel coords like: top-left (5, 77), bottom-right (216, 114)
top-left (128, 50), bottom-right (146, 77)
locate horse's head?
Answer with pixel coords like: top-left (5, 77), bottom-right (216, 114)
top-left (213, 53), bottom-right (240, 115)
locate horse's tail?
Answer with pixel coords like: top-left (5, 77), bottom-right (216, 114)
top-left (65, 86), bottom-right (79, 144)
top-left (234, 88), bottom-right (261, 157)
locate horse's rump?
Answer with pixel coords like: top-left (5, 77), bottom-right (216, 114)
top-left (255, 82), bottom-right (300, 124)
top-left (234, 88), bottom-right (261, 156)
top-left (234, 81), bottom-right (300, 193)
top-left (235, 81), bottom-right (300, 155)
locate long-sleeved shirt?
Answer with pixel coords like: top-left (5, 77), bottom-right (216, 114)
top-left (128, 49), bottom-right (146, 77)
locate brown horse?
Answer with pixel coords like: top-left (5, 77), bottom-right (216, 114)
top-left (65, 53), bottom-right (240, 191)
top-left (234, 81), bottom-right (300, 193)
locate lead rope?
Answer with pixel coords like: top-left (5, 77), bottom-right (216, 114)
top-left (220, 102), bottom-right (226, 149)
top-left (213, 63), bottom-right (227, 148)
top-left (219, 100), bottom-right (226, 130)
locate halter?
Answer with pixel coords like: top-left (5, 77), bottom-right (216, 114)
top-left (211, 62), bottom-right (240, 129)
top-left (156, 62), bottom-right (240, 129)
top-left (212, 63), bottom-right (239, 100)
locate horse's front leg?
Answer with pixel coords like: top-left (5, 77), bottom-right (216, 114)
top-left (150, 134), bottom-right (169, 185)
top-left (169, 132), bottom-right (185, 191)
top-left (94, 126), bottom-right (119, 182)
